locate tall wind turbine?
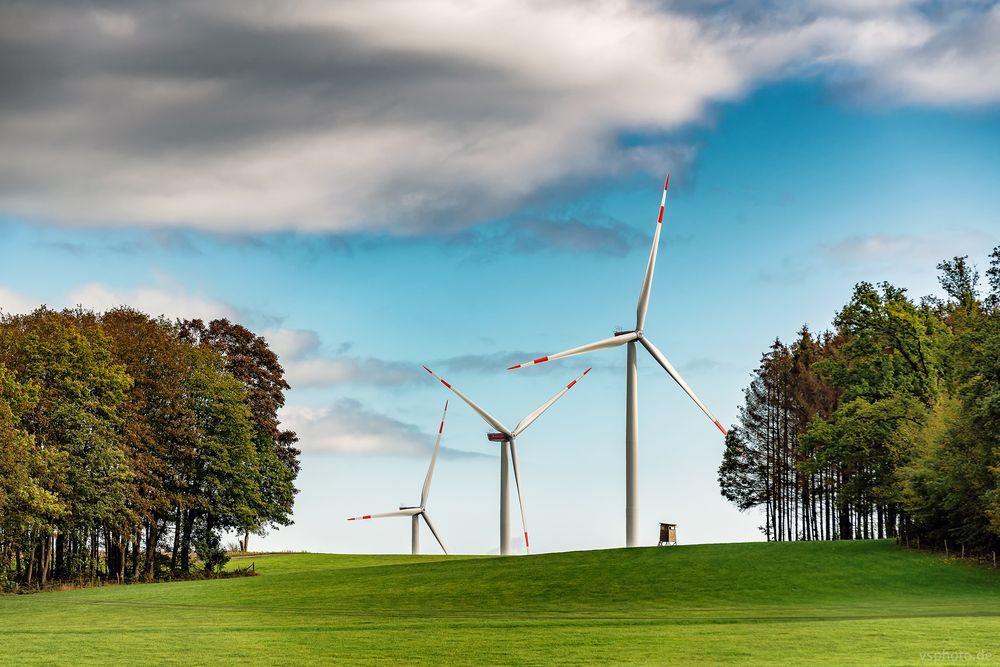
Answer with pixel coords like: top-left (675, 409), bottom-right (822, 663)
top-left (422, 365), bottom-right (591, 555)
top-left (347, 401), bottom-right (450, 555)
top-left (507, 175), bottom-right (727, 548)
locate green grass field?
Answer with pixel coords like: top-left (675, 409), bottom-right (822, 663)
top-left (1, 541), bottom-right (998, 665)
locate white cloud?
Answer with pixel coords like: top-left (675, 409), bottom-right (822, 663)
top-left (66, 279), bottom-right (240, 322)
top-left (823, 230), bottom-right (994, 264)
top-left (263, 328), bottom-right (424, 388)
top-left (1, 1), bottom-right (997, 234)
top-left (283, 357), bottom-right (423, 389)
top-left (0, 287), bottom-right (40, 315)
top-left (264, 328), bottom-right (322, 360)
top-left (280, 399), bottom-right (485, 457)
top-left (280, 401), bottom-right (421, 455)
top-left (1, 275), bottom-right (246, 323)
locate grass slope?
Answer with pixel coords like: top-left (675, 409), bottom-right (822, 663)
top-left (1, 541), bottom-right (998, 665)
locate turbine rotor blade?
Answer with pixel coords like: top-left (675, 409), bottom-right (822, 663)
top-left (512, 367), bottom-right (592, 436)
top-left (507, 333), bottom-right (636, 370)
top-left (422, 366), bottom-right (511, 436)
top-left (347, 508), bottom-right (420, 521)
top-left (508, 440), bottom-right (529, 554)
top-left (635, 175), bottom-right (669, 331)
top-left (639, 337), bottom-right (728, 436)
top-left (421, 512), bottom-right (449, 555)
top-left (420, 400), bottom-right (448, 507)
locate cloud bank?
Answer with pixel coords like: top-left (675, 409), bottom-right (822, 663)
top-left (0, 278), bottom-right (240, 322)
top-left (1, 1), bottom-right (997, 234)
top-left (280, 399), bottom-right (489, 458)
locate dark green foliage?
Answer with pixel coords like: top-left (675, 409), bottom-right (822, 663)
top-left (986, 246), bottom-right (1000, 309)
top-left (193, 523), bottom-right (230, 575)
top-left (720, 244), bottom-right (1000, 550)
top-left (937, 255), bottom-right (980, 311)
top-left (0, 307), bottom-right (298, 588)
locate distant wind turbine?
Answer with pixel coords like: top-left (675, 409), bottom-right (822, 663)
top-left (348, 401), bottom-right (450, 555)
top-left (422, 366), bottom-right (591, 555)
top-left (507, 175), bottom-right (728, 548)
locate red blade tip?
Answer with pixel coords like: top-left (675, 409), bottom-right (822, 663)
top-left (664, 174), bottom-right (670, 191)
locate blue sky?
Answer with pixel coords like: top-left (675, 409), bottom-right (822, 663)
top-left (1, 1), bottom-right (998, 554)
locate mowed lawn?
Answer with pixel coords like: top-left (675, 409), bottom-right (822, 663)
top-left (1, 541), bottom-right (998, 665)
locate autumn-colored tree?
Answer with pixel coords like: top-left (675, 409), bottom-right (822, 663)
top-left (0, 306), bottom-right (301, 588)
top-left (179, 319), bottom-right (299, 550)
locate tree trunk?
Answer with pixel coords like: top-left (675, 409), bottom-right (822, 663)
top-left (145, 522), bottom-right (158, 580)
top-left (40, 531), bottom-right (51, 585)
top-left (180, 510), bottom-right (196, 574)
top-left (131, 533), bottom-right (141, 581)
top-left (25, 539), bottom-right (35, 585)
top-left (55, 532), bottom-right (65, 580)
top-left (170, 510), bottom-right (182, 573)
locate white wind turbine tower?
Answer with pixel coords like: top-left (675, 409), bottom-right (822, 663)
top-left (347, 401), bottom-right (450, 555)
top-left (507, 175), bottom-right (728, 548)
top-left (422, 365), bottom-right (591, 555)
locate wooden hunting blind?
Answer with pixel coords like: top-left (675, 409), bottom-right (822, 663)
top-left (658, 523), bottom-right (677, 546)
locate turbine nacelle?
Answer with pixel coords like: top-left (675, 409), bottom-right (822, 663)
top-left (614, 329), bottom-right (642, 338)
top-left (486, 432), bottom-right (510, 442)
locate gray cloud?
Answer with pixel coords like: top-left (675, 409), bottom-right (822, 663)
top-left (2, 1), bottom-right (997, 234)
top-left (499, 218), bottom-right (647, 257)
top-left (280, 399), bottom-right (490, 458)
top-left (32, 229), bottom-right (202, 256)
top-left (266, 327), bottom-right (616, 389)
top-left (678, 357), bottom-right (723, 374)
top-left (285, 357), bottom-right (425, 389)
top-left (754, 229), bottom-right (996, 284)
top-left (437, 351), bottom-right (617, 377)
top-left (819, 230), bottom-right (996, 272)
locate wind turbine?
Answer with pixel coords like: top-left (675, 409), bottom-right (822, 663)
top-left (422, 365), bottom-right (591, 555)
top-left (507, 175), bottom-right (727, 548)
top-left (347, 401), bottom-right (450, 555)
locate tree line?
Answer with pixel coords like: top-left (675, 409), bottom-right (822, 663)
top-left (719, 244), bottom-right (1000, 552)
top-left (0, 307), bottom-right (299, 589)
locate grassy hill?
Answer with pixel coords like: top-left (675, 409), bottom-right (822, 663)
top-left (0, 541), bottom-right (997, 665)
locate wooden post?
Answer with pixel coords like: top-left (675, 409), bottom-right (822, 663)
top-left (993, 552), bottom-right (996, 569)
top-left (916, 536), bottom-right (920, 550)
top-left (961, 544), bottom-right (965, 558)
top-left (944, 540), bottom-right (948, 556)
